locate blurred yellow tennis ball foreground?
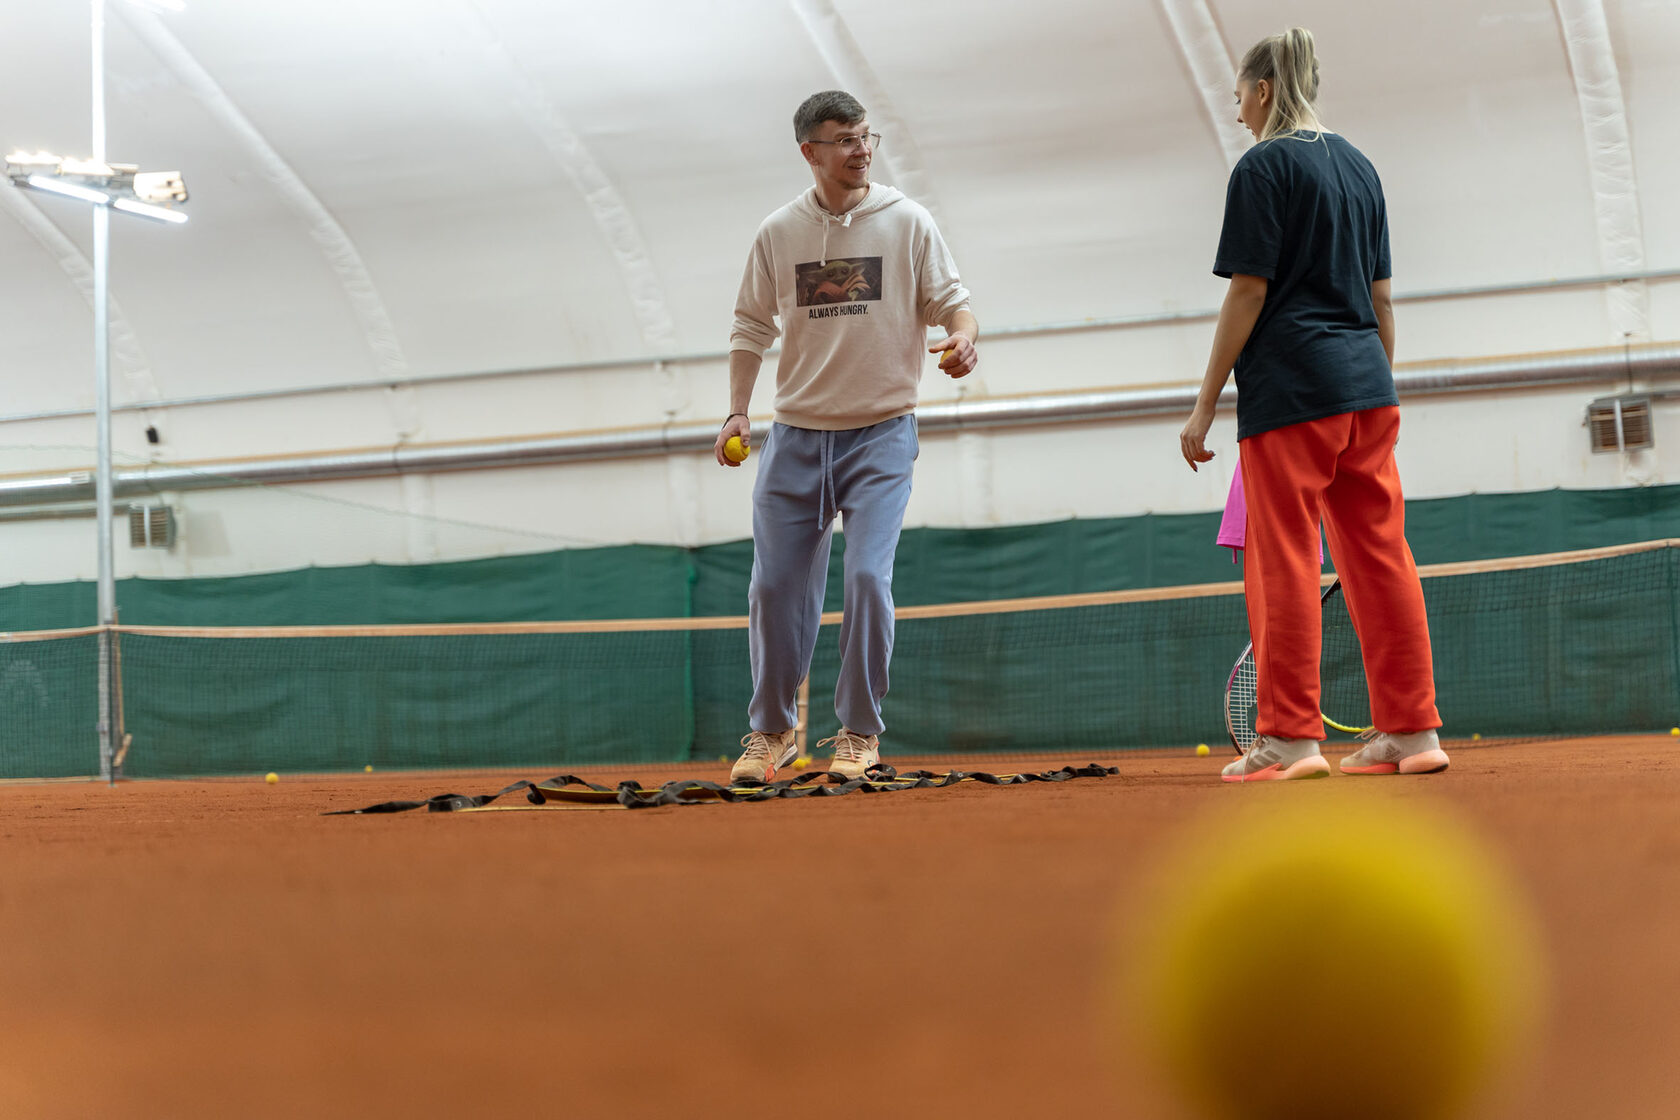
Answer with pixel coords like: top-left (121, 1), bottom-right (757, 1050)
top-left (793, 755), bottom-right (812, 770)
top-left (1123, 795), bottom-right (1545, 1120)
top-left (1670, 726), bottom-right (1678, 737)
top-left (723, 435), bottom-right (749, 463)
top-left (1195, 744), bottom-right (1210, 757)
top-left (264, 772), bottom-right (279, 784)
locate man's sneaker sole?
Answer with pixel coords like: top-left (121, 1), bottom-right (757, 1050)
top-left (730, 742), bottom-right (799, 784)
top-left (1340, 749), bottom-right (1450, 776)
top-left (1221, 756), bottom-right (1332, 783)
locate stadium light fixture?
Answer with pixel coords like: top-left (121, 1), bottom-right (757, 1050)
top-left (22, 173), bottom-right (111, 205)
top-left (5, 151), bottom-right (189, 223)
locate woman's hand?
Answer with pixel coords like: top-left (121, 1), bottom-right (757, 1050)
top-left (1180, 406), bottom-right (1216, 471)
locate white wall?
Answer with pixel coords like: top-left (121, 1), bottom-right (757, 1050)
top-left (0, 0), bottom-right (1676, 585)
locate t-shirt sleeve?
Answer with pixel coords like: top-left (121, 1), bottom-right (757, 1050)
top-left (1371, 196), bottom-right (1392, 282)
top-left (1213, 159), bottom-right (1285, 281)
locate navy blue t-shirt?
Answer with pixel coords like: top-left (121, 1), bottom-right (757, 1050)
top-left (1214, 131), bottom-right (1397, 441)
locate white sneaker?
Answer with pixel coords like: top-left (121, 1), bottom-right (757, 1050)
top-left (729, 729), bottom-right (798, 784)
top-left (819, 729), bottom-right (880, 779)
top-left (1221, 736), bottom-right (1331, 783)
top-left (1340, 728), bottom-right (1450, 775)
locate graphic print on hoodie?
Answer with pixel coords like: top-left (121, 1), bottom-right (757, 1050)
top-left (731, 183), bottom-right (971, 431)
top-left (795, 257), bottom-right (882, 313)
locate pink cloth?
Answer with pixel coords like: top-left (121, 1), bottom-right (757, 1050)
top-left (1217, 466), bottom-right (1248, 555)
top-left (1217, 457), bottom-right (1324, 564)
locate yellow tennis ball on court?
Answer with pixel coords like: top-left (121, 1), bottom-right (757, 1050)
top-left (1670, 727), bottom-right (1679, 737)
top-left (264, 772), bottom-right (279, 785)
top-left (793, 755), bottom-right (811, 770)
top-left (1195, 744), bottom-right (1210, 757)
top-left (364, 764), bottom-right (374, 773)
top-left (1472, 733), bottom-right (1482, 741)
top-left (723, 435), bottom-right (749, 463)
top-left (1124, 796), bottom-right (1544, 1120)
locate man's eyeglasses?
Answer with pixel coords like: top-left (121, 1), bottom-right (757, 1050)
top-left (806, 132), bottom-right (882, 154)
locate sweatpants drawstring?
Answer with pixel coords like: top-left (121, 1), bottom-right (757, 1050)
top-left (819, 430), bottom-right (837, 529)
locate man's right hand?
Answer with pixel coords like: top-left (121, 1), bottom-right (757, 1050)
top-left (715, 414), bottom-right (751, 467)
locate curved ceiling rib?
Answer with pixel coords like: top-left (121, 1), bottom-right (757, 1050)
top-left (116, 8), bottom-right (414, 386)
top-left (114, 8), bottom-right (436, 552)
top-left (0, 184), bottom-right (161, 411)
top-left (452, 2), bottom-right (678, 355)
top-left (1158, 0), bottom-right (1249, 171)
top-left (1552, 0), bottom-right (1649, 342)
top-left (446, 2), bottom-right (692, 541)
top-left (788, 0), bottom-right (949, 231)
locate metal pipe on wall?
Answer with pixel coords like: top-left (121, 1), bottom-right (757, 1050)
top-left (1, 341), bottom-right (1677, 515)
top-left (0, 268), bottom-right (1677, 427)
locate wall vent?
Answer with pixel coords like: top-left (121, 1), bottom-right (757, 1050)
top-left (1587, 395), bottom-right (1653, 454)
top-left (127, 505), bottom-right (177, 549)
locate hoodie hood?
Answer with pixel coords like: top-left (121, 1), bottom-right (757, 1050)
top-left (791, 184), bottom-right (905, 264)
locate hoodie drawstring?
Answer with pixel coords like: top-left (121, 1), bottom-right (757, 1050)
top-left (818, 210), bottom-right (852, 267)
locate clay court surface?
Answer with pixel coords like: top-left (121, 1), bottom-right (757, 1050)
top-left (2, 735), bottom-right (1677, 1119)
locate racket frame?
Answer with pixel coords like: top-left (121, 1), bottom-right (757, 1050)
top-left (1223, 578), bottom-right (1372, 755)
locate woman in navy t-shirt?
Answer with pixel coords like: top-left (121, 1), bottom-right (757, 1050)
top-left (1178, 27), bottom-right (1447, 783)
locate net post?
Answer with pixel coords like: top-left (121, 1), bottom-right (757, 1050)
top-left (97, 625), bottom-right (113, 783)
top-left (112, 611), bottom-right (129, 778)
top-left (796, 676), bottom-right (810, 757)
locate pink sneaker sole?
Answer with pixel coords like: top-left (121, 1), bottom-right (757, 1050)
top-left (1340, 750), bottom-right (1451, 776)
top-left (1222, 756), bottom-right (1332, 783)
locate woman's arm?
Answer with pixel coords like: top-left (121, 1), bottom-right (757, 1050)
top-left (1179, 273), bottom-right (1269, 470)
top-left (1371, 278), bottom-right (1395, 368)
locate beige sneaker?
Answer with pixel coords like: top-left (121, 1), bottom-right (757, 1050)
top-left (1340, 728), bottom-right (1450, 775)
top-left (729, 729), bottom-right (798, 784)
top-left (819, 729), bottom-right (880, 779)
top-left (1221, 736), bottom-right (1330, 783)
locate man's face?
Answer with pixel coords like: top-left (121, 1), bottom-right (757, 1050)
top-left (801, 118), bottom-right (874, 193)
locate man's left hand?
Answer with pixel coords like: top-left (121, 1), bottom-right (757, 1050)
top-left (930, 336), bottom-right (977, 379)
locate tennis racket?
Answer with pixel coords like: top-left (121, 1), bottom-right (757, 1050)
top-left (1224, 578), bottom-right (1374, 755)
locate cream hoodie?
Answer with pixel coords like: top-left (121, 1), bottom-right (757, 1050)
top-left (730, 184), bottom-right (971, 431)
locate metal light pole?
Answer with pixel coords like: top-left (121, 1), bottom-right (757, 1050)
top-left (4, 1), bottom-right (187, 782)
top-left (92, 0), bottom-right (117, 783)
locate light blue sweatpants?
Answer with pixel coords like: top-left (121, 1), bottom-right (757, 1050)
top-left (748, 415), bottom-right (917, 737)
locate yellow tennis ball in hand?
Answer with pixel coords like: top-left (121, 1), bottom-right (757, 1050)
top-left (936, 346), bottom-right (956, 368)
top-left (723, 435), bottom-right (749, 463)
top-left (1195, 744), bottom-right (1210, 757)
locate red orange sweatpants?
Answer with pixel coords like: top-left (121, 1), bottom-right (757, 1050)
top-left (1239, 406), bottom-right (1441, 739)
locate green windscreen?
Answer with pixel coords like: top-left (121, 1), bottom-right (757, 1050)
top-left (5, 540), bottom-right (1675, 779)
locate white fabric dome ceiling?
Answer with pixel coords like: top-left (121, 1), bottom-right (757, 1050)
top-left (0, 0), bottom-right (1675, 572)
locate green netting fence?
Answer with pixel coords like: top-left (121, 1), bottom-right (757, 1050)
top-left (3, 539), bottom-right (1676, 779)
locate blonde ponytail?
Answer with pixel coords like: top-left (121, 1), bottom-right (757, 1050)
top-left (1238, 27), bottom-right (1323, 141)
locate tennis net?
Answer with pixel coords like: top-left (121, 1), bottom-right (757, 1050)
top-left (4, 538), bottom-right (1676, 779)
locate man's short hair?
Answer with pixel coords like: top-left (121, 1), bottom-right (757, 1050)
top-left (793, 91), bottom-right (867, 142)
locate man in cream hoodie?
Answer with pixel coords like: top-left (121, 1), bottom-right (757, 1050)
top-left (717, 90), bottom-right (978, 784)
